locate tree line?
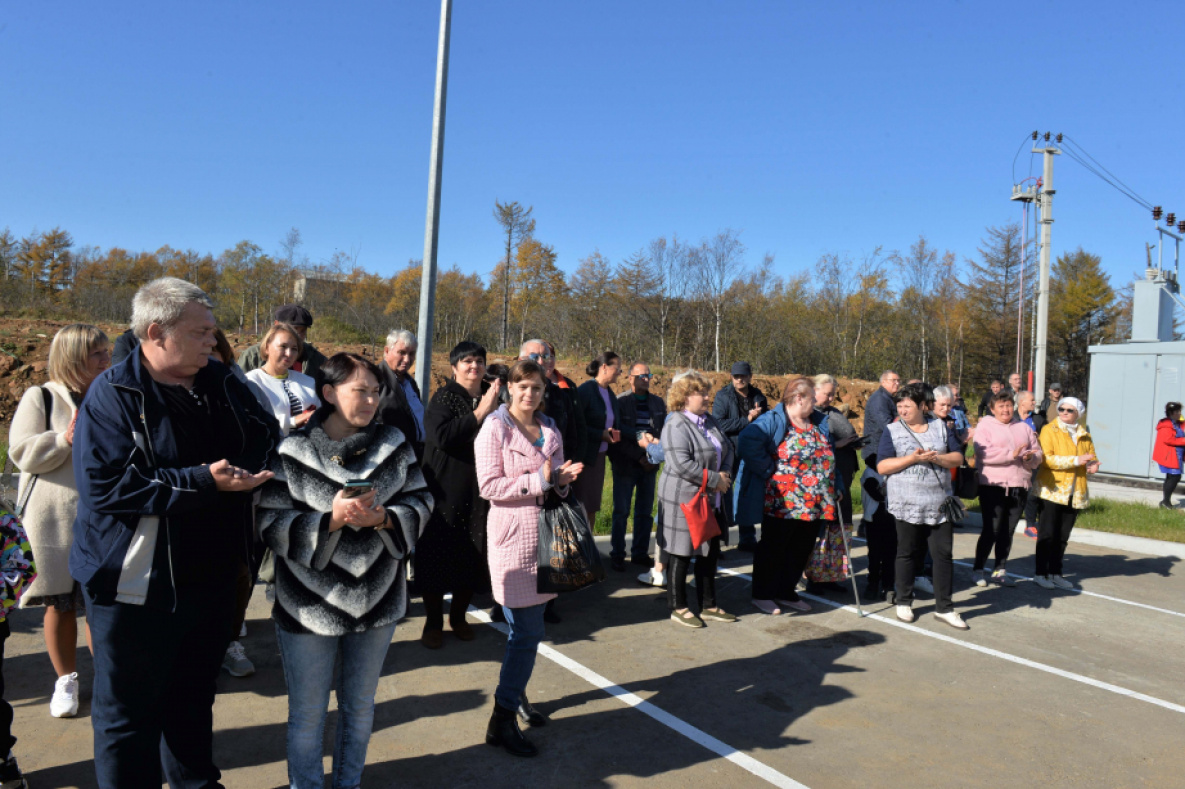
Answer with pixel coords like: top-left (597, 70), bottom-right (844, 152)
top-left (0, 210), bottom-right (1129, 397)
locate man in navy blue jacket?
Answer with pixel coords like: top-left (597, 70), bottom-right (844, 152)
top-left (71, 278), bottom-right (279, 789)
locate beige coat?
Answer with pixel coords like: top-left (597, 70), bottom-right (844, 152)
top-left (8, 381), bottom-right (80, 601)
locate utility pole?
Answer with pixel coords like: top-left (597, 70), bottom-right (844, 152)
top-left (416, 0), bottom-right (453, 396)
top-left (1033, 134), bottom-right (1061, 396)
top-left (1010, 131), bottom-right (1060, 395)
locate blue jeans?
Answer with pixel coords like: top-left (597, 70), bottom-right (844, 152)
top-left (275, 620), bottom-right (398, 789)
top-left (610, 462), bottom-right (658, 561)
top-left (495, 604), bottom-right (546, 711)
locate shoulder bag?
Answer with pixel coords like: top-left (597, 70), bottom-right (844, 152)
top-left (1, 386), bottom-right (53, 516)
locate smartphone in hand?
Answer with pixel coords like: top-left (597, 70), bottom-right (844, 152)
top-left (342, 480), bottom-right (374, 499)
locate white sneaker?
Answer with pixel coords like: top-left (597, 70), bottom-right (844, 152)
top-left (972, 570), bottom-right (988, 587)
top-left (637, 569), bottom-right (665, 587)
top-left (895, 605), bottom-right (915, 623)
top-left (50, 672), bottom-right (79, 718)
top-left (1050, 575), bottom-right (1075, 590)
top-left (221, 641), bottom-right (255, 677)
top-left (913, 576), bottom-right (934, 595)
top-left (991, 568), bottom-right (1016, 587)
top-left (1032, 574), bottom-right (1055, 590)
top-left (239, 622), bottom-right (247, 638)
top-left (1015, 518), bottom-right (1027, 534)
top-left (934, 611), bottom-right (969, 630)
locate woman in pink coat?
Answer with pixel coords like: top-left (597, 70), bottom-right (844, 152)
top-left (971, 391), bottom-right (1043, 587)
top-left (475, 359), bottom-right (582, 758)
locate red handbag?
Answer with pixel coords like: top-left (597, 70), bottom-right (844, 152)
top-left (681, 469), bottom-right (721, 550)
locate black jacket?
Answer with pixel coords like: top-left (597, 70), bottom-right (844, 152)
top-left (550, 374), bottom-right (586, 465)
top-left (613, 391), bottom-right (667, 465)
top-left (376, 361), bottom-right (424, 460)
top-left (111, 328), bottom-right (138, 365)
top-left (712, 384), bottom-right (769, 452)
top-left (861, 386), bottom-right (896, 462)
top-left (575, 380), bottom-right (622, 468)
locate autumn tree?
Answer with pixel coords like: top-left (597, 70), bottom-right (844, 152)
top-left (1048, 248), bottom-right (1117, 395)
top-left (510, 238), bottom-right (564, 345)
top-left (965, 223), bottom-right (1028, 383)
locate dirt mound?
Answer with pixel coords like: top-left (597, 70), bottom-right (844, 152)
top-left (0, 318), bottom-right (879, 436)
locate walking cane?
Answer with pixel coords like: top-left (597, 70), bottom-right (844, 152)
top-left (838, 489), bottom-right (865, 617)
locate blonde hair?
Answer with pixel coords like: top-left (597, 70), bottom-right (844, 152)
top-left (813, 373), bottom-right (837, 389)
top-left (259, 322), bottom-right (304, 364)
top-left (666, 370), bottom-right (711, 412)
top-left (48, 323), bottom-right (109, 394)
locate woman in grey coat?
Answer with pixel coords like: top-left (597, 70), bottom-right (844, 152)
top-left (657, 371), bottom-right (736, 629)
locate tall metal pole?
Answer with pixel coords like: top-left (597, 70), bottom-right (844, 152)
top-left (1033, 143), bottom-right (1059, 396)
top-left (415, 0), bottom-right (453, 395)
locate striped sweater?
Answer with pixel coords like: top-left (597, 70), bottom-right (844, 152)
top-left (258, 416), bottom-right (433, 636)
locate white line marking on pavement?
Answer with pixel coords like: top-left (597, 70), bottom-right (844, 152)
top-left (846, 535), bottom-right (1185, 619)
top-left (467, 606), bottom-right (809, 789)
top-left (717, 567), bottom-right (1185, 716)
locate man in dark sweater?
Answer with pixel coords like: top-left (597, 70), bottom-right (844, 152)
top-left (712, 361), bottom-right (769, 551)
top-left (608, 362), bottom-right (667, 571)
top-left (72, 278), bottom-right (278, 788)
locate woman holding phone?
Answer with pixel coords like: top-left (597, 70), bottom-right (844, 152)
top-left (245, 322), bottom-right (320, 436)
top-left (476, 359), bottom-right (582, 757)
top-left (258, 353), bottom-right (433, 788)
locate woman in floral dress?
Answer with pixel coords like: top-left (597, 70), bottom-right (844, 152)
top-left (738, 377), bottom-right (835, 615)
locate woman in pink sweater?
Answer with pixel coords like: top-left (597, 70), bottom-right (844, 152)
top-left (476, 360), bottom-right (582, 758)
top-left (971, 391), bottom-right (1043, 587)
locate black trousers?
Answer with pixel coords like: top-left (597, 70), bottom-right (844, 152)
top-left (87, 581), bottom-right (237, 789)
top-left (1023, 467), bottom-right (1043, 523)
top-left (864, 505), bottom-right (897, 593)
top-left (1164, 473), bottom-right (1181, 506)
top-left (975, 484), bottom-right (1025, 571)
top-left (1035, 500), bottom-right (1078, 576)
top-left (0, 619), bottom-right (13, 755)
top-left (752, 516), bottom-right (821, 601)
top-left (668, 537), bottom-right (722, 611)
top-left (895, 520), bottom-right (955, 613)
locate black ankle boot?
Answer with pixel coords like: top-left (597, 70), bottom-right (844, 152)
top-left (486, 704), bottom-right (538, 757)
top-left (517, 693), bottom-right (548, 727)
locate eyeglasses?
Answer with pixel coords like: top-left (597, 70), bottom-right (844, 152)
top-left (524, 353), bottom-right (553, 363)
top-left (1057, 407), bottom-right (1076, 413)
top-left (633, 373), bottom-right (652, 380)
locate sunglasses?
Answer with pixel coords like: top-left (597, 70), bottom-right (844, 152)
top-left (1057, 407), bottom-right (1077, 413)
top-left (524, 353), bottom-right (553, 362)
top-left (633, 373), bottom-right (652, 380)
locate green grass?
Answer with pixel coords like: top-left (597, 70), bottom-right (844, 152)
top-left (1071, 499), bottom-right (1185, 544)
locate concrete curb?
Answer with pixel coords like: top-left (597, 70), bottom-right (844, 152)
top-left (1061, 527), bottom-right (1185, 559)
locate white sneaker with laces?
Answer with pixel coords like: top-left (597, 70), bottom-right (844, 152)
top-left (934, 611), bottom-right (969, 630)
top-left (895, 605), bottom-right (915, 623)
top-left (50, 672), bottom-right (79, 718)
top-left (972, 570), bottom-right (988, 587)
top-left (913, 576), bottom-right (934, 594)
top-left (638, 569), bottom-right (665, 587)
top-left (222, 641), bottom-right (255, 677)
top-left (1050, 575), bottom-right (1075, 590)
top-left (1033, 574), bottom-right (1056, 590)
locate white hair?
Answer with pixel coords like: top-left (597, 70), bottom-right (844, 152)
top-left (385, 329), bottom-right (417, 350)
top-left (520, 338), bottom-right (548, 354)
top-left (131, 277), bottom-right (213, 339)
top-left (933, 385), bottom-right (954, 402)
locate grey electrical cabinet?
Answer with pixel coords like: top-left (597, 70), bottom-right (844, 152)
top-left (1087, 341), bottom-right (1185, 481)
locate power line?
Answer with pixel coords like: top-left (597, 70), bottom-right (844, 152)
top-left (1062, 135), bottom-right (1152, 209)
top-left (1060, 145), bottom-right (1154, 211)
top-left (1011, 131), bottom-right (1036, 184)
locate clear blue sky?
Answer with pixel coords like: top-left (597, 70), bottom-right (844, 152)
top-left (3, 1), bottom-right (1183, 288)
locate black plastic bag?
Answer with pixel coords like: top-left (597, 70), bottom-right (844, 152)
top-left (537, 492), bottom-right (605, 593)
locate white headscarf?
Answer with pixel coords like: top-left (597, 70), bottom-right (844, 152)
top-left (1055, 396), bottom-right (1085, 436)
top-left (1059, 396), bottom-right (1085, 416)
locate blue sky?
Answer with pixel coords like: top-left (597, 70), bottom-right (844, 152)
top-left (3, 1), bottom-right (1183, 288)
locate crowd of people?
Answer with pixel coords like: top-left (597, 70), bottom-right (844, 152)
top-left (0, 276), bottom-right (1130, 787)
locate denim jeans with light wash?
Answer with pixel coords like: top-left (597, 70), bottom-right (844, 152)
top-left (495, 604), bottom-right (546, 711)
top-left (275, 620), bottom-right (398, 789)
top-left (610, 462), bottom-right (658, 561)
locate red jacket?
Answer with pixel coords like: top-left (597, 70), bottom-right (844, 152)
top-left (1152, 418), bottom-right (1185, 470)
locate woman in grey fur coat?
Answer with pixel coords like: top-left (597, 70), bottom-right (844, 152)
top-left (657, 371), bottom-right (736, 629)
top-left (258, 353), bottom-right (433, 789)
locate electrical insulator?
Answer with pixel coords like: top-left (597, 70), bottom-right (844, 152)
top-left (1178, 221), bottom-right (1185, 234)
top-left (1168, 213), bottom-right (1177, 226)
top-left (1031, 131), bottom-right (1038, 140)
top-left (1044, 132), bottom-right (1051, 142)
top-left (1056, 133), bottom-right (1063, 143)
top-left (1154, 207), bottom-right (1164, 220)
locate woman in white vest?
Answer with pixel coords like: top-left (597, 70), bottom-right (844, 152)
top-left (8, 323), bottom-right (110, 718)
top-left (245, 322), bottom-right (320, 436)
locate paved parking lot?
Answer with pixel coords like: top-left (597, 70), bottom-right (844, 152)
top-left (7, 523), bottom-right (1184, 788)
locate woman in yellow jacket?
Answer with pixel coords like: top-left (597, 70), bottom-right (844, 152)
top-left (1034, 397), bottom-right (1099, 590)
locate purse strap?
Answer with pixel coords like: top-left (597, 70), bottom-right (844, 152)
top-left (898, 420), bottom-right (951, 493)
top-left (5, 385), bottom-right (54, 516)
top-left (694, 468), bottom-right (710, 499)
